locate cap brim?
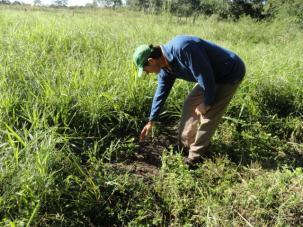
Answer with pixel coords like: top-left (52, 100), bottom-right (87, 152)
top-left (137, 67), bottom-right (146, 78)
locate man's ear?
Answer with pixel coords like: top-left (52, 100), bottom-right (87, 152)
top-left (147, 58), bottom-right (155, 64)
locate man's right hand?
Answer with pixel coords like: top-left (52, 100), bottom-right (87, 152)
top-left (140, 121), bottom-right (155, 142)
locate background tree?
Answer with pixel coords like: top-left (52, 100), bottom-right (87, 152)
top-left (148, 0), bottom-right (162, 13)
top-left (196, 0), bottom-right (229, 18)
top-left (97, 0), bottom-right (122, 9)
top-left (12, 1), bottom-right (22, 4)
top-left (124, 0), bottom-right (303, 23)
top-left (169, 0), bottom-right (200, 18)
top-left (126, 0), bottom-right (149, 11)
top-left (92, 0), bottom-right (98, 7)
top-left (264, 0), bottom-right (303, 23)
top-left (0, 0), bottom-right (10, 4)
top-left (34, 0), bottom-right (42, 6)
top-left (228, 0), bottom-right (264, 20)
top-left (53, 0), bottom-right (68, 7)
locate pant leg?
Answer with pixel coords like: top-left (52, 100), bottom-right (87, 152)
top-left (178, 84), bottom-right (204, 149)
top-left (188, 81), bottom-right (242, 160)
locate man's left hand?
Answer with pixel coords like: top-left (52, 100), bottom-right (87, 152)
top-left (195, 103), bottom-right (211, 116)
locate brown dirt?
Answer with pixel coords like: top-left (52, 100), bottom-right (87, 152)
top-left (112, 125), bottom-right (179, 177)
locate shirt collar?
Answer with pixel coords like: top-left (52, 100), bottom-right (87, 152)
top-left (160, 44), bottom-right (173, 63)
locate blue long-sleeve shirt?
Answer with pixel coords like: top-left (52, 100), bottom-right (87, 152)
top-left (149, 35), bottom-right (246, 121)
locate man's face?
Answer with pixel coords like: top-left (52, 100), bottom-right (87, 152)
top-left (143, 58), bottom-right (162, 75)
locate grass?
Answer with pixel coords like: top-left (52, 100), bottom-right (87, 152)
top-left (0, 6), bottom-right (302, 226)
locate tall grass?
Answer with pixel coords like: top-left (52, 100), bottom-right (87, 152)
top-left (0, 7), bottom-right (302, 226)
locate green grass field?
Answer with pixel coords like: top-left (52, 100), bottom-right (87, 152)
top-left (0, 6), bottom-right (302, 226)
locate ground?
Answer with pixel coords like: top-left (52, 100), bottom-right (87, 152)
top-left (112, 124), bottom-right (180, 177)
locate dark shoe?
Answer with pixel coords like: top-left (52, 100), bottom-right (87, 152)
top-left (183, 157), bottom-right (203, 170)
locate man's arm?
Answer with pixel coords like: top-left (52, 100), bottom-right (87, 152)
top-left (140, 71), bottom-right (175, 141)
top-left (149, 70), bottom-right (176, 121)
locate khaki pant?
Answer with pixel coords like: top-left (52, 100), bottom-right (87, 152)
top-left (178, 81), bottom-right (241, 160)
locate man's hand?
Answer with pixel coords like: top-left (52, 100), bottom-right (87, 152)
top-left (195, 103), bottom-right (211, 116)
top-left (140, 121), bottom-right (155, 142)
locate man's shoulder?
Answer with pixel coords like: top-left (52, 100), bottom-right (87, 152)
top-left (165, 35), bottom-right (203, 55)
top-left (162, 35), bottom-right (204, 62)
top-left (168, 35), bottom-right (201, 47)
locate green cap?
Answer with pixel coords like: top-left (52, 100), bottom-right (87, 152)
top-left (133, 44), bottom-right (152, 77)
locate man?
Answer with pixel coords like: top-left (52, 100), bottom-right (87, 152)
top-left (133, 35), bottom-right (245, 168)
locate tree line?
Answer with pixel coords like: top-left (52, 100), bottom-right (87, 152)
top-left (1, 0), bottom-right (302, 22)
top-left (125, 0), bottom-right (303, 22)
